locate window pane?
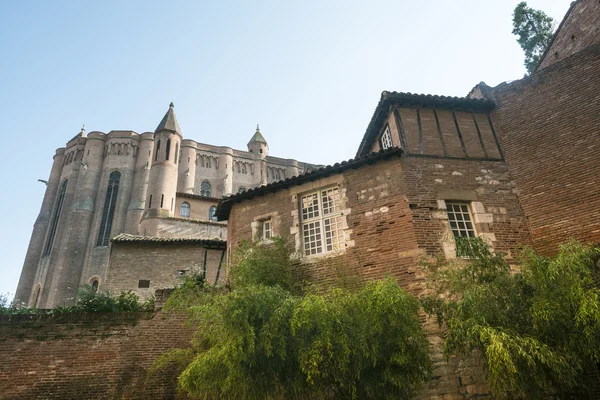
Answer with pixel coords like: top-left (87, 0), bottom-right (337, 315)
top-left (446, 202), bottom-right (476, 238)
top-left (302, 221), bottom-right (322, 255)
top-left (321, 188), bottom-right (341, 215)
top-left (180, 202), bottom-right (190, 218)
top-left (323, 216), bottom-right (343, 252)
top-left (301, 193), bottom-right (320, 220)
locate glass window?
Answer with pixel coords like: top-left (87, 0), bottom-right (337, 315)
top-left (201, 182), bottom-right (211, 197)
top-left (43, 179), bottom-right (68, 256)
top-left (262, 220), bottom-right (272, 241)
top-left (97, 171), bottom-right (121, 247)
top-left (300, 187), bottom-right (343, 256)
top-left (91, 280), bottom-right (99, 292)
top-left (209, 206), bottom-right (217, 221)
top-left (180, 202), bottom-right (190, 218)
top-left (238, 187), bottom-right (246, 194)
top-left (380, 125), bottom-right (393, 150)
top-left (446, 202), bottom-right (476, 238)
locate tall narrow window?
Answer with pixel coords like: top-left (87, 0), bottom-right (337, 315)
top-left (154, 140), bottom-right (161, 161)
top-left (180, 202), bottom-right (191, 218)
top-left (148, 194), bottom-right (152, 208)
top-left (166, 139), bottom-right (171, 161)
top-left (43, 179), bottom-right (68, 256)
top-left (380, 125), bottom-right (393, 150)
top-left (200, 182), bottom-right (211, 197)
top-left (209, 206), bottom-right (217, 221)
top-left (91, 280), bottom-right (99, 292)
top-left (174, 142), bottom-right (179, 164)
top-left (161, 194), bottom-right (164, 208)
top-left (96, 171), bottom-right (120, 247)
top-left (446, 202), bottom-right (476, 257)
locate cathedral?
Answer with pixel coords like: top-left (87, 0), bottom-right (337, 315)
top-left (15, 104), bottom-right (319, 308)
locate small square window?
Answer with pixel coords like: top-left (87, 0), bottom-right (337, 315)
top-left (262, 220), bottom-right (272, 241)
top-left (380, 125), bottom-right (393, 150)
top-left (138, 280), bottom-right (150, 288)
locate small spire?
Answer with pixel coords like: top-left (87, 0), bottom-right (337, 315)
top-left (81, 124), bottom-right (85, 133)
top-left (256, 124), bottom-right (260, 131)
top-left (156, 103), bottom-right (182, 135)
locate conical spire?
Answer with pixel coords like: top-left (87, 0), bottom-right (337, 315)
top-left (155, 102), bottom-right (182, 135)
top-left (247, 124), bottom-right (267, 145)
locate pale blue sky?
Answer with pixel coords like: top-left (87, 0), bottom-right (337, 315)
top-left (0, 0), bottom-right (571, 297)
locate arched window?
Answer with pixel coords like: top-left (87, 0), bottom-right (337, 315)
top-left (91, 280), bottom-right (99, 292)
top-left (238, 187), bottom-right (246, 194)
top-left (166, 139), bottom-right (171, 161)
top-left (97, 171), bottom-right (120, 247)
top-left (200, 182), bottom-right (211, 197)
top-left (43, 179), bottom-right (68, 256)
top-left (180, 202), bottom-right (190, 218)
top-left (209, 206), bottom-right (217, 221)
top-left (154, 140), bottom-right (161, 161)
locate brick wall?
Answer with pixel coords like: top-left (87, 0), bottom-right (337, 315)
top-left (106, 242), bottom-right (226, 300)
top-left (492, 42), bottom-right (600, 254)
top-left (226, 153), bottom-right (531, 398)
top-left (538, 0), bottom-right (600, 71)
top-left (0, 312), bottom-right (191, 400)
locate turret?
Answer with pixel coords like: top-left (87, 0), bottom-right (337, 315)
top-left (247, 125), bottom-right (268, 159)
top-left (140, 103), bottom-right (183, 236)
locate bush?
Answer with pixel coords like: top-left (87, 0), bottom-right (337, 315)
top-left (155, 238), bottom-right (431, 400)
top-left (423, 238), bottom-right (600, 399)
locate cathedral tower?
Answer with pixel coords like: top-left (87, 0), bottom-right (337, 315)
top-left (140, 103), bottom-right (182, 236)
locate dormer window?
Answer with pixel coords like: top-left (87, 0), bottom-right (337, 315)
top-left (380, 125), bottom-right (393, 150)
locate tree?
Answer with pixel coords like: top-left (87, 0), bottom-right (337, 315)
top-left (512, 1), bottom-right (554, 74)
top-left (423, 238), bottom-right (600, 399)
top-left (152, 238), bottom-right (432, 400)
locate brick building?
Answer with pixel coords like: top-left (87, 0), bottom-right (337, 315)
top-left (469, 0), bottom-right (600, 254)
top-left (7, 0), bottom-right (600, 398)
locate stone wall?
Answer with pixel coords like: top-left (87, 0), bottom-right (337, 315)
top-left (0, 312), bottom-right (192, 400)
top-left (106, 241), bottom-right (226, 300)
top-left (491, 42), bottom-right (600, 254)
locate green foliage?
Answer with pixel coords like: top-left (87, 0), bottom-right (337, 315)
top-left (512, 1), bottom-right (554, 74)
top-left (423, 238), bottom-right (600, 399)
top-left (154, 239), bottom-right (431, 400)
top-left (0, 293), bottom-right (39, 315)
top-left (162, 274), bottom-right (221, 312)
top-left (0, 286), bottom-right (153, 315)
top-left (228, 237), bottom-right (296, 292)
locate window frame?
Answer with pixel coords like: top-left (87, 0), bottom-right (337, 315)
top-left (262, 219), bottom-right (272, 241)
top-left (299, 186), bottom-right (344, 256)
top-left (380, 125), bottom-right (393, 150)
top-left (180, 201), bottom-right (191, 218)
top-left (445, 202), bottom-right (477, 257)
top-left (200, 181), bottom-right (211, 197)
top-left (209, 206), bottom-right (217, 221)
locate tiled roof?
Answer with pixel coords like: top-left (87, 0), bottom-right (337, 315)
top-left (215, 147), bottom-right (402, 221)
top-left (355, 91), bottom-right (495, 157)
top-left (176, 192), bottom-right (222, 202)
top-left (111, 234), bottom-right (225, 247)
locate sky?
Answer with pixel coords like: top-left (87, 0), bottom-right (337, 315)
top-left (0, 0), bottom-right (572, 298)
